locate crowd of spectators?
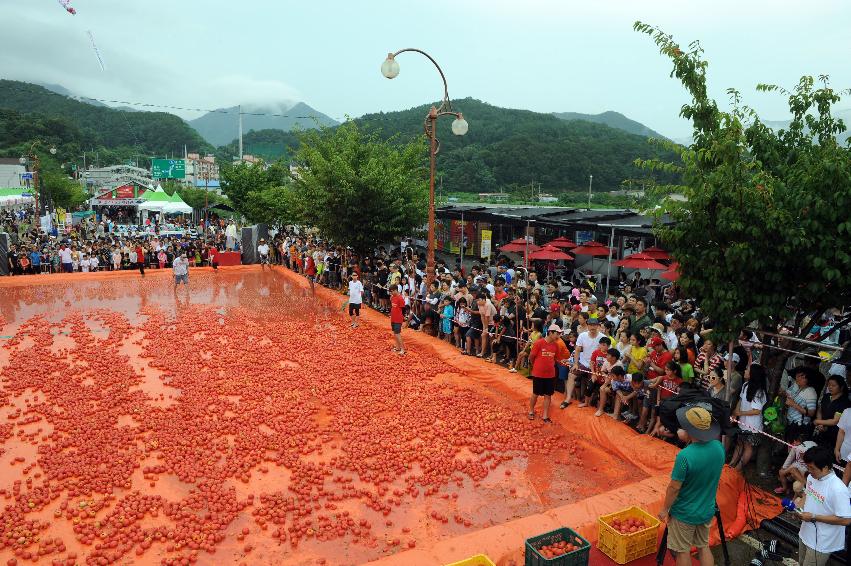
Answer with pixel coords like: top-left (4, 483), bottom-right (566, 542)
top-left (266, 232), bottom-right (851, 493)
top-left (2, 207), bottom-right (239, 275)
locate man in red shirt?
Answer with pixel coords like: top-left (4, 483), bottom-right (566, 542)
top-left (135, 241), bottom-right (146, 277)
top-left (390, 286), bottom-right (407, 356)
top-left (528, 324), bottom-right (571, 423)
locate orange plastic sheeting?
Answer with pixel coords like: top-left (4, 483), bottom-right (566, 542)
top-left (0, 266), bottom-right (780, 566)
top-left (305, 272), bottom-right (779, 566)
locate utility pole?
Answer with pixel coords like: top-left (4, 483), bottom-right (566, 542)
top-left (238, 105), bottom-right (243, 162)
top-left (587, 174), bottom-right (593, 210)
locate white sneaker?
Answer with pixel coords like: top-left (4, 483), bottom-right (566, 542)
top-left (509, 368), bottom-right (517, 373)
top-left (594, 410), bottom-right (603, 417)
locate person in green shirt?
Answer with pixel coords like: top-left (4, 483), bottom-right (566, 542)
top-left (674, 346), bottom-right (695, 383)
top-left (658, 406), bottom-right (725, 566)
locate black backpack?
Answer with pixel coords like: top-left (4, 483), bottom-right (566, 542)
top-left (658, 385), bottom-right (735, 437)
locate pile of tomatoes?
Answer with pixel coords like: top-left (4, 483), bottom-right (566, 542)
top-left (536, 539), bottom-right (580, 558)
top-left (610, 516), bottom-right (648, 533)
top-left (0, 273), bottom-right (578, 565)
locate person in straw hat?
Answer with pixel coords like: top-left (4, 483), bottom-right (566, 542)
top-left (658, 405), bottom-right (724, 566)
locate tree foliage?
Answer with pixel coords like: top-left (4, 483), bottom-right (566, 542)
top-left (41, 172), bottom-right (88, 209)
top-left (0, 80), bottom-right (212, 156)
top-left (219, 159), bottom-right (290, 220)
top-left (290, 121), bottom-right (428, 255)
top-left (357, 98), bottom-right (678, 194)
top-left (634, 22), bottom-right (851, 342)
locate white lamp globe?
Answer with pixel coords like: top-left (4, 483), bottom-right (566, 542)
top-left (451, 116), bottom-right (469, 136)
top-left (381, 55), bottom-right (400, 79)
top-left (50, 147), bottom-right (57, 155)
top-left (19, 156), bottom-right (26, 165)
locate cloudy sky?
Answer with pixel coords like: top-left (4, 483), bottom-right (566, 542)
top-left (1, 0), bottom-right (849, 139)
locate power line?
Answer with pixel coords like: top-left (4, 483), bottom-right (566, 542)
top-left (1, 82), bottom-right (330, 120)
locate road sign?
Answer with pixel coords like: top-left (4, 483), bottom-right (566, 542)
top-left (20, 172), bottom-right (33, 180)
top-left (21, 192), bottom-right (32, 197)
top-left (151, 159), bottom-right (186, 179)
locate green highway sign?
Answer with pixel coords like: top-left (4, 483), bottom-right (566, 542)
top-left (152, 159), bottom-right (186, 179)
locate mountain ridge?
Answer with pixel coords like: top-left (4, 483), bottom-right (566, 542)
top-left (189, 103), bottom-right (338, 146)
top-left (552, 110), bottom-right (667, 140)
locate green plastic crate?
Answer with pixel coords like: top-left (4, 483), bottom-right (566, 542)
top-left (525, 526), bottom-right (590, 566)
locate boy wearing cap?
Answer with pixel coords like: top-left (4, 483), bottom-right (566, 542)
top-left (658, 406), bottom-right (725, 566)
top-left (528, 324), bottom-right (571, 423)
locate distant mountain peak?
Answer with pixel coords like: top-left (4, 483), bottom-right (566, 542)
top-left (189, 102), bottom-right (337, 146)
top-left (552, 110), bottom-right (667, 140)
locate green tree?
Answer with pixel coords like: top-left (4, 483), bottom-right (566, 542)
top-left (291, 121), bottom-right (428, 255)
top-left (634, 22), bottom-right (851, 371)
top-left (176, 187), bottom-right (227, 210)
top-left (219, 159), bottom-right (288, 218)
top-left (41, 172), bottom-right (88, 209)
top-left (242, 185), bottom-right (297, 229)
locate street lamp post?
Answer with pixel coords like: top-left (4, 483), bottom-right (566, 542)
top-left (587, 174), bottom-right (593, 210)
top-left (381, 49), bottom-right (468, 284)
top-left (20, 141), bottom-right (57, 227)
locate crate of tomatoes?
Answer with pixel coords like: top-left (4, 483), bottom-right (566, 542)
top-left (524, 526), bottom-right (590, 566)
top-left (597, 506), bottom-right (661, 564)
top-left (444, 554), bottom-right (496, 566)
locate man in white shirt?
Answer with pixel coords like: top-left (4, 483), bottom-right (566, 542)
top-left (562, 316), bottom-right (602, 409)
top-left (257, 238), bottom-right (270, 270)
top-left (173, 252), bottom-right (189, 288)
top-left (59, 244), bottom-right (72, 273)
top-left (798, 446), bottom-right (851, 565)
top-left (347, 272), bottom-right (364, 328)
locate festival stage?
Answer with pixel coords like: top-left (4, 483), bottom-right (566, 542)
top-left (0, 266), bottom-right (776, 565)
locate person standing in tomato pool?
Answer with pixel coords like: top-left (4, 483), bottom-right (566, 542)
top-left (528, 324), bottom-right (571, 423)
top-left (208, 244), bottom-right (219, 271)
top-left (304, 253), bottom-right (317, 294)
top-left (134, 241), bottom-right (146, 277)
top-left (389, 285), bottom-right (407, 356)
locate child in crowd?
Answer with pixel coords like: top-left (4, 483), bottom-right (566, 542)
top-left (611, 372), bottom-right (644, 422)
top-left (597, 365), bottom-right (627, 417)
top-left (439, 297), bottom-right (455, 342)
top-left (594, 351), bottom-right (623, 416)
top-left (775, 434), bottom-right (816, 495)
top-left (582, 337), bottom-right (612, 408)
top-left (511, 320), bottom-right (542, 373)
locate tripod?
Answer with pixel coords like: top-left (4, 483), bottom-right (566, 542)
top-left (656, 505), bottom-right (731, 566)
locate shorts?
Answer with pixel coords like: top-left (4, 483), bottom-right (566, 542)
top-left (667, 516), bottom-right (711, 553)
top-left (465, 327), bottom-right (482, 340)
top-left (348, 303), bottom-right (361, 316)
top-left (642, 388), bottom-right (659, 408)
top-left (62, 263), bottom-right (72, 273)
top-left (259, 255), bottom-right (270, 264)
top-left (174, 274), bottom-right (188, 285)
top-left (738, 431), bottom-right (761, 446)
top-left (391, 322), bottom-right (402, 334)
top-left (532, 376), bottom-right (556, 397)
top-left (611, 381), bottom-right (632, 393)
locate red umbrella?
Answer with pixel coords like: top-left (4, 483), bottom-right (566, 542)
top-left (545, 236), bottom-right (577, 249)
top-left (571, 241), bottom-right (612, 257)
top-left (529, 245), bottom-right (574, 261)
top-left (499, 237), bottom-right (540, 254)
top-left (642, 246), bottom-right (670, 261)
top-left (614, 252), bottom-right (668, 271)
top-left (660, 262), bottom-right (680, 281)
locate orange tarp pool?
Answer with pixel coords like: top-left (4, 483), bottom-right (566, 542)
top-left (0, 266), bottom-right (776, 565)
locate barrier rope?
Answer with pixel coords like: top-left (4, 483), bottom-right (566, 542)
top-left (289, 264), bottom-right (849, 473)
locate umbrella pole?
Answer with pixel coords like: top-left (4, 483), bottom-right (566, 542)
top-left (605, 226), bottom-right (614, 298)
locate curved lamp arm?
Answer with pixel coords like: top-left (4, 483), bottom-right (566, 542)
top-left (385, 48), bottom-right (452, 112)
